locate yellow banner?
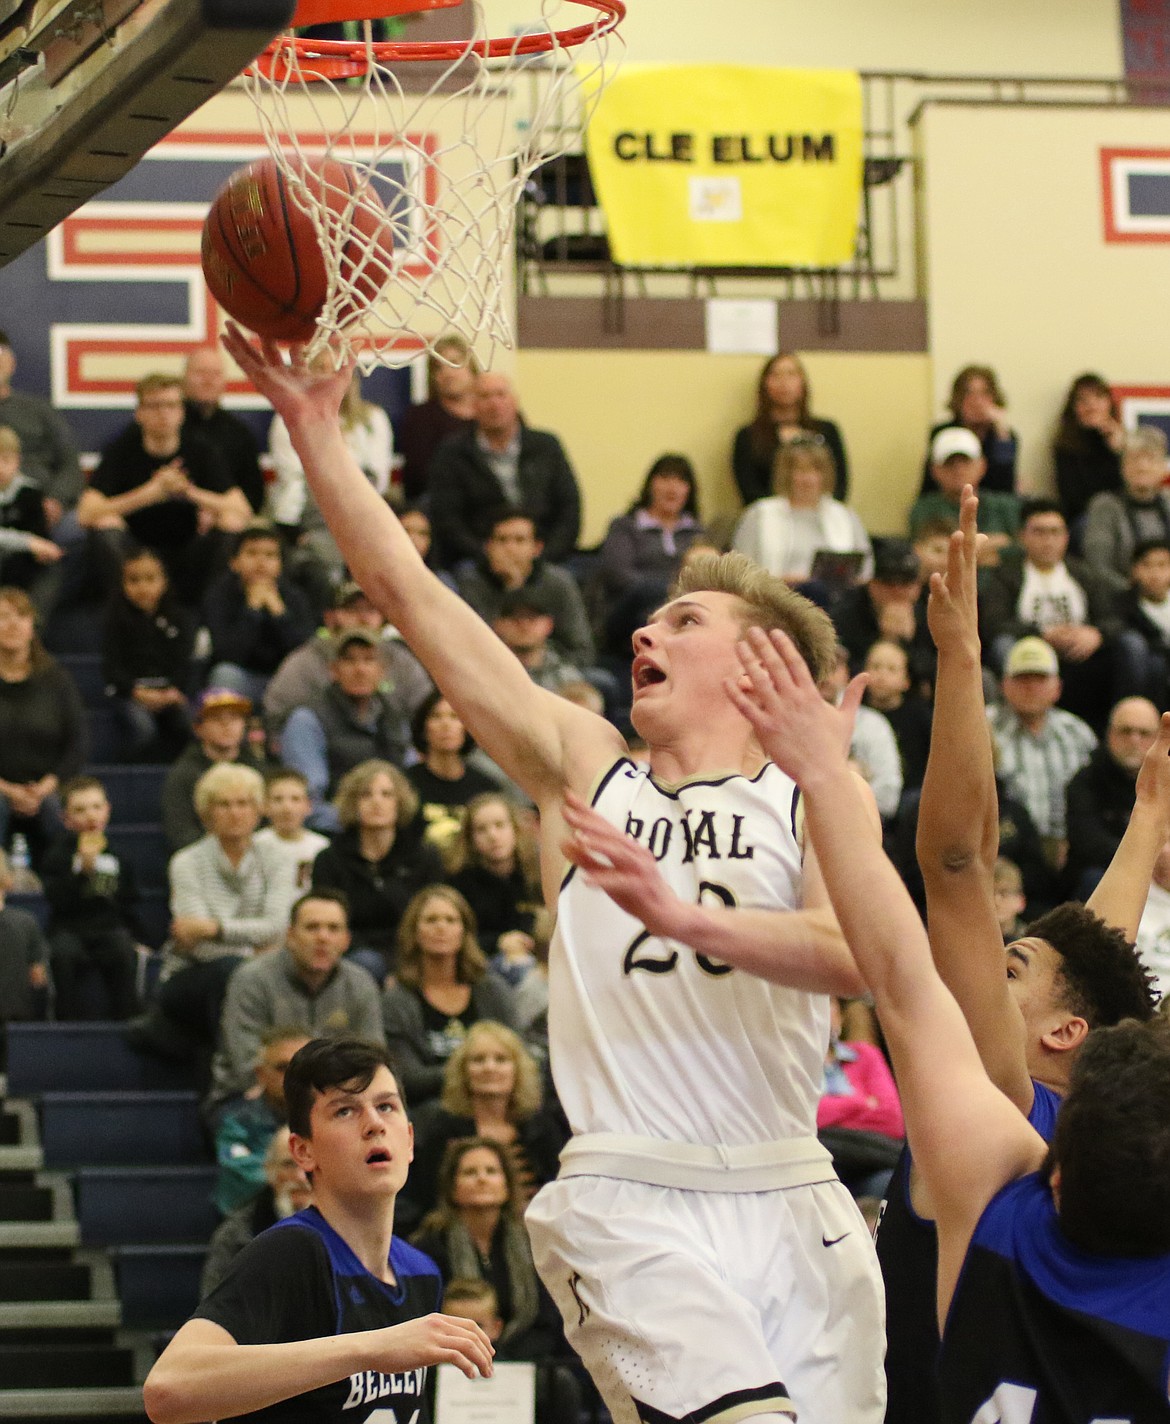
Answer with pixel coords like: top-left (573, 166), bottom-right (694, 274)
top-left (584, 66), bottom-right (863, 267)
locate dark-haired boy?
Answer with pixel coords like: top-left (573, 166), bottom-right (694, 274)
top-left (145, 1036), bottom-right (494, 1424)
top-left (204, 525), bottom-right (315, 706)
top-left (881, 490), bottom-right (1164, 1424)
top-left (1117, 535), bottom-right (1170, 704)
top-left (720, 622), bottom-right (1170, 1421)
top-left (42, 775), bottom-right (143, 1020)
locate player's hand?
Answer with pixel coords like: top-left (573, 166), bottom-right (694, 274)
top-left (222, 322), bottom-right (354, 431)
top-left (726, 627), bottom-right (865, 788)
top-left (560, 790), bottom-right (686, 940)
top-left (368, 1313), bottom-right (494, 1380)
top-left (28, 963), bottom-right (48, 990)
top-left (1134, 711), bottom-right (1170, 824)
top-left (926, 484), bottom-right (982, 657)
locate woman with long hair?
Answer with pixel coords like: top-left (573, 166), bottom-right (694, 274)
top-left (920, 364), bottom-right (1018, 495)
top-left (411, 1136), bottom-right (550, 1354)
top-left (448, 792), bottom-right (541, 973)
top-left (732, 352), bottom-right (849, 506)
top-left (309, 758), bottom-right (444, 981)
top-left (1053, 372), bottom-right (1125, 527)
top-left (597, 454), bottom-right (710, 653)
top-left (0, 586), bottom-right (84, 867)
top-left (398, 1020), bottom-right (565, 1233)
top-left (404, 693), bottom-right (502, 856)
top-left (381, 884), bottom-right (516, 1106)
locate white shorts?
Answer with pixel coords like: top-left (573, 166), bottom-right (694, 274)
top-left (526, 1173), bottom-right (885, 1424)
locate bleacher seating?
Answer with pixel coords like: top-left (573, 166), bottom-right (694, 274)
top-left (39, 1091), bottom-right (205, 1168)
top-left (7, 1024), bottom-right (197, 1094)
top-left (75, 1166), bottom-right (218, 1246)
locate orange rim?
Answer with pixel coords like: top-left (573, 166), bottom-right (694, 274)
top-left (252, 0), bottom-right (624, 81)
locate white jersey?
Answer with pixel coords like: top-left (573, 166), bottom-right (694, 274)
top-left (549, 756), bottom-right (829, 1146)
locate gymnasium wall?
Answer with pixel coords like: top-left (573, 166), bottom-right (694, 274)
top-left (918, 101), bottom-right (1170, 497)
top-left (497, 0), bottom-right (1123, 78)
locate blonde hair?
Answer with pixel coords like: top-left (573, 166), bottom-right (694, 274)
top-left (440, 1020), bottom-right (543, 1121)
top-left (396, 884), bottom-right (487, 989)
top-left (671, 551), bottom-right (837, 682)
top-left (771, 440), bottom-right (835, 499)
top-left (332, 759), bottom-right (418, 831)
top-left (0, 426), bottom-right (21, 458)
top-left (194, 762), bottom-right (266, 823)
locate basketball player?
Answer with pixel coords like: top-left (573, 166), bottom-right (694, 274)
top-left (724, 625), bottom-right (1170, 1419)
top-left (881, 488), bottom-right (1163, 1423)
top-left (143, 1038), bottom-right (494, 1423)
top-left (221, 326), bottom-right (885, 1424)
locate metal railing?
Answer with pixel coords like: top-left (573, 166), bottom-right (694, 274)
top-left (517, 68), bottom-right (1170, 311)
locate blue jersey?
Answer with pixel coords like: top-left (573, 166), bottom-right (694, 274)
top-left (941, 1173), bottom-right (1170, 1423)
top-left (195, 1206), bottom-right (441, 1422)
top-left (877, 1081), bottom-right (1062, 1424)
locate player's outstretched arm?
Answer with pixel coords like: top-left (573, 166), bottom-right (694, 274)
top-left (144, 1313), bottom-right (494, 1424)
top-left (1087, 710), bottom-right (1170, 938)
top-left (561, 790), bottom-right (865, 996)
top-left (221, 327), bottom-right (621, 809)
top-left (726, 628), bottom-right (1045, 1318)
top-left (917, 486), bottom-right (1033, 1112)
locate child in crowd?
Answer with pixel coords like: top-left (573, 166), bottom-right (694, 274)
top-left (0, 426), bottom-right (62, 608)
top-left (439, 1279), bottom-right (582, 1423)
top-left (863, 638), bottom-right (932, 793)
top-left (212, 1026), bottom-right (310, 1215)
top-left (0, 846), bottom-right (49, 1051)
top-left (910, 517), bottom-right (955, 587)
top-left (992, 855), bottom-right (1028, 943)
top-left (203, 524), bottom-right (314, 705)
top-left (1118, 536), bottom-right (1170, 706)
top-left (41, 775), bottom-right (143, 1020)
top-left (253, 768), bottom-right (329, 890)
top-left (101, 547), bottom-right (195, 761)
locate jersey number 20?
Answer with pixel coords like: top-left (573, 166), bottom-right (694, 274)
top-left (623, 881), bottom-right (736, 978)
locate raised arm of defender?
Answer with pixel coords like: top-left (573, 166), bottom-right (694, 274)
top-left (726, 628), bottom-right (1045, 1323)
top-left (221, 329), bottom-right (622, 833)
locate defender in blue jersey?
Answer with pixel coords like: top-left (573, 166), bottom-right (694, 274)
top-left (878, 488), bottom-right (1163, 1424)
top-left (144, 1037), bottom-right (494, 1424)
top-left (716, 622), bottom-right (1170, 1422)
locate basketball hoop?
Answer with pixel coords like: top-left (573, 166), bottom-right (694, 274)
top-left (242, 0), bottom-right (624, 370)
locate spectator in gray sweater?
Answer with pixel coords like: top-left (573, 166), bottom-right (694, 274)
top-left (137, 763), bottom-right (296, 1062)
top-left (207, 890), bottom-right (385, 1116)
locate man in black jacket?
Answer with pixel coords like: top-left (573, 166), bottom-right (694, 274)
top-left (1066, 695), bottom-right (1160, 898)
top-left (427, 373), bottom-right (581, 570)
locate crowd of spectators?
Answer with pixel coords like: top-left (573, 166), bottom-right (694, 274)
top-left (3, 335), bottom-right (1170, 1385)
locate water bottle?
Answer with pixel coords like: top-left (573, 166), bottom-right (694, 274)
top-left (9, 833), bottom-right (38, 892)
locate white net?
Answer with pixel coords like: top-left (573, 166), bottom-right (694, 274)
top-left (242, 1), bottom-right (623, 371)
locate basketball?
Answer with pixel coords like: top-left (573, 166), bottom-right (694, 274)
top-left (201, 154), bottom-right (394, 343)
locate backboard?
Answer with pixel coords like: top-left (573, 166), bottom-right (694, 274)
top-left (0, 0), bottom-right (295, 265)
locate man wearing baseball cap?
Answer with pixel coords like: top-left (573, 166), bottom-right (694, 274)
top-left (281, 628), bottom-right (413, 830)
top-left (909, 425), bottom-right (1020, 562)
top-left (162, 688), bottom-right (271, 851)
top-left (987, 635), bottom-right (1097, 872)
top-left (262, 579), bottom-right (431, 739)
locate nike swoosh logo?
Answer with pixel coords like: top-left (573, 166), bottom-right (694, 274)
top-left (822, 1232), bottom-right (849, 1247)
